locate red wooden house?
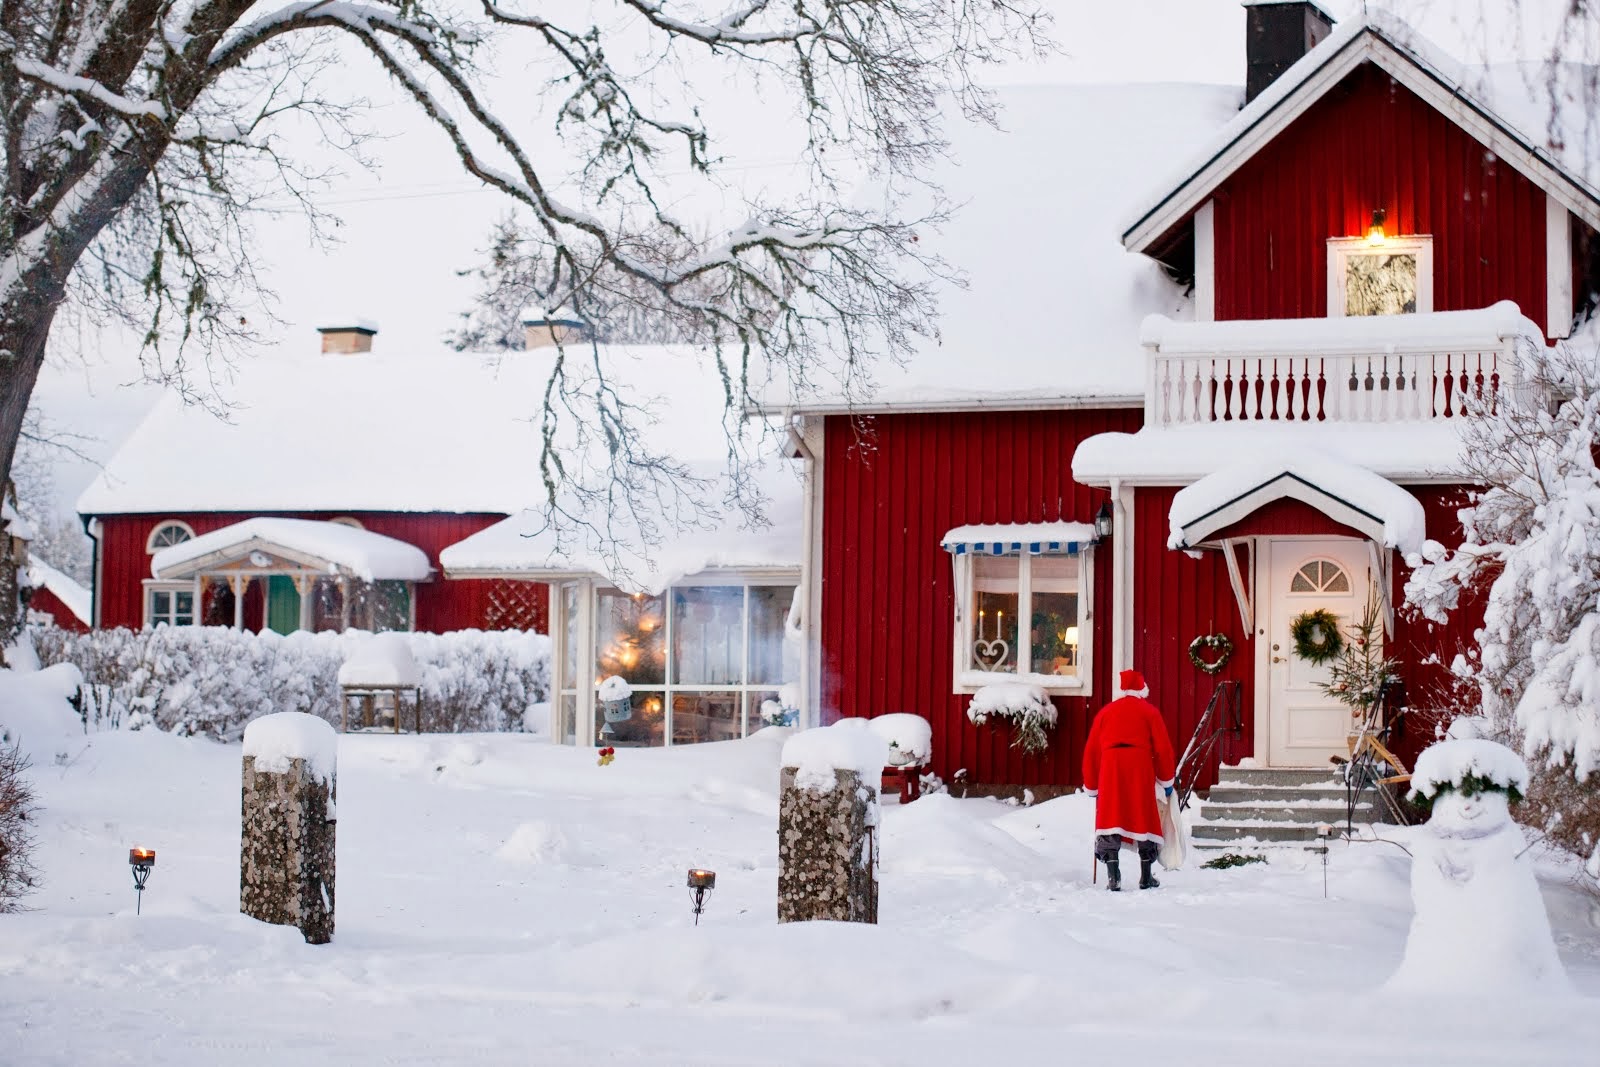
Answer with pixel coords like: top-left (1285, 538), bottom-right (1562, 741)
top-left (77, 323), bottom-right (552, 636)
top-left (780, 3), bottom-right (1600, 792)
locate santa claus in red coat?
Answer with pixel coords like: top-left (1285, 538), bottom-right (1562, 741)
top-left (1083, 669), bottom-right (1177, 891)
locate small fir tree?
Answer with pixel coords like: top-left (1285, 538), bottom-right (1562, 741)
top-left (1317, 594), bottom-right (1400, 723)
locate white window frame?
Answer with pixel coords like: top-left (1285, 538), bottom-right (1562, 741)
top-left (142, 579), bottom-right (198, 628)
top-left (1326, 235), bottom-right (1434, 317)
top-left (950, 549), bottom-right (1093, 695)
top-left (553, 572), bottom-right (799, 747)
top-left (145, 520), bottom-right (195, 553)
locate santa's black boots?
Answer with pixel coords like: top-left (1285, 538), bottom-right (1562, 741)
top-left (1139, 858), bottom-right (1160, 890)
top-left (1104, 858), bottom-right (1122, 892)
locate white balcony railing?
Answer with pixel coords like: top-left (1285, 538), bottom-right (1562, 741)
top-left (1140, 307), bottom-right (1536, 428)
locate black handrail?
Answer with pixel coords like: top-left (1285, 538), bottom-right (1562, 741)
top-left (1176, 679), bottom-right (1243, 810)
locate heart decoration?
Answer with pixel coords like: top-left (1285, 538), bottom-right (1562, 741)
top-left (1188, 633), bottom-right (1234, 675)
top-left (973, 638), bottom-right (1011, 671)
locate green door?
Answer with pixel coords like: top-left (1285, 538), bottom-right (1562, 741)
top-left (266, 576), bottom-right (301, 635)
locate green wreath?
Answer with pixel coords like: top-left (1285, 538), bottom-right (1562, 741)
top-left (1290, 609), bottom-right (1345, 665)
top-left (1188, 633), bottom-right (1233, 675)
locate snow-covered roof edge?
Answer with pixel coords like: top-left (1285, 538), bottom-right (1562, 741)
top-left (24, 558), bottom-right (91, 625)
top-left (1140, 300), bottom-right (1545, 353)
top-left (151, 517), bottom-right (432, 582)
top-left (1166, 457), bottom-right (1427, 555)
top-left (1122, 10), bottom-right (1600, 252)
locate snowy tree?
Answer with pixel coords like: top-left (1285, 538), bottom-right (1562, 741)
top-left (1404, 333), bottom-right (1600, 871)
top-left (0, 0), bottom-right (1052, 642)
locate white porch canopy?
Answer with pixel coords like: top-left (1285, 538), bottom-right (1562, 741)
top-left (151, 518), bottom-right (432, 582)
top-left (940, 522), bottom-right (1096, 556)
top-left (1166, 458), bottom-right (1427, 554)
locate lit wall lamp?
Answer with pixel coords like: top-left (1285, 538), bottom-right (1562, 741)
top-left (1366, 207), bottom-right (1387, 246)
top-left (1094, 502), bottom-right (1114, 541)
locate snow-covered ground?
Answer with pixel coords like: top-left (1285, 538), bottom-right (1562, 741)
top-left (3, 728), bottom-right (1599, 1065)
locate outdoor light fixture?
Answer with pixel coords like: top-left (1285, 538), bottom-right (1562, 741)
top-left (1094, 502), bottom-right (1114, 540)
top-left (128, 848), bottom-right (156, 914)
top-left (1366, 207), bottom-right (1387, 246)
top-left (1316, 823), bottom-right (1332, 899)
top-left (687, 868), bottom-right (716, 925)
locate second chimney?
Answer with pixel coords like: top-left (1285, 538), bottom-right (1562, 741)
top-left (318, 322), bottom-right (377, 355)
top-left (1244, 1), bottom-right (1335, 105)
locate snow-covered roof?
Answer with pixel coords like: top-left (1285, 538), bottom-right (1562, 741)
top-left (77, 345), bottom-right (553, 516)
top-left (439, 459), bottom-right (803, 596)
top-left (150, 517), bottom-right (433, 582)
top-left (762, 81), bottom-right (1242, 413)
top-left (24, 559), bottom-right (91, 625)
top-left (78, 340), bottom-right (757, 519)
top-left (1073, 422), bottom-right (1468, 487)
top-left (1167, 457), bottom-right (1427, 554)
top-left (1124, 10), bottom-right (1600, 251)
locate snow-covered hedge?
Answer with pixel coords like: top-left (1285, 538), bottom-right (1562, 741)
top-left (31, 625), bottom-right (550, 740)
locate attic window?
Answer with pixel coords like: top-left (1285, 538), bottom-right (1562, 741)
top-left (1327, 236), bottom-right (1433, 317)
top-left (146, 521), bottom-right (195, 553)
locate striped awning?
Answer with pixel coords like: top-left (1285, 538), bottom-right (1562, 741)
top-left (940, 522), bottom-right (1096, 556)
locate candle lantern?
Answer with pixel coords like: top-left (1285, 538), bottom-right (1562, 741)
top-left (686, 868), bottom-right (717, 925)
top-left (128, 848), bottom-right (156, 915)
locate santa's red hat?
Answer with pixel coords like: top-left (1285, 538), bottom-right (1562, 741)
top-left (1118, 669), bottom-right (1149, 698)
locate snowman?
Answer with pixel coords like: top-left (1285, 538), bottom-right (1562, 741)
top-left (1387, 735), bottom-right (1568, 992)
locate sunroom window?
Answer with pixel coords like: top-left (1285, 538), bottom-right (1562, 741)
top-left (566, 580), bottom-right (797, 747)
top-left (943, 521), bottom-right (1096, 692)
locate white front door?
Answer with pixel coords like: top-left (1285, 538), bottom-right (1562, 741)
top-left (1264, 539), bottom-right (1370, 768)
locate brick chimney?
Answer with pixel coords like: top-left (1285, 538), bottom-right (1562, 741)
top-left (521, 308), bottom-right (589, 349)
top-left (317, 322), bottom-right (377, 355)
top-left (1244, 1), bottom-right (1335, 104)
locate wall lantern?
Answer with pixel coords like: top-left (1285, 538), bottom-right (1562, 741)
top-left (687, 868), bottom-right (716, 925)
top-left (1366, 207), bottom-right (1387, 246)
top-left (1094, 502), bottom-right (1114, 541)
top-left (128, 848), bottom-right (156, 914)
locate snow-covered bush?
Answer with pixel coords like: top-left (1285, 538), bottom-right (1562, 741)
top-left (866, 713), bottom-right (933, 766)
top-left (966, 683), bottom-right (1056, 754)
top-left (1404, 335), bottom-right (1600, 872)
top-left (31, 625), bottom-right (550, 740)
top-left (0, 740), bottom-right (39, 911)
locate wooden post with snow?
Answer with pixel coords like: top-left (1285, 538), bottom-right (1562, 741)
top-left (240, 713), bottom-right (337, 945)
top-left (777, 722), bottom-right (887, 924)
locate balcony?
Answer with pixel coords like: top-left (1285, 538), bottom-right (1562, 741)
top-left (1140, 302), bottom-right (1543, 428)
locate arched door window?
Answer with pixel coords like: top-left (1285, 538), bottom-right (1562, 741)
top-left (1289, 558), bottom-right (1351, 594)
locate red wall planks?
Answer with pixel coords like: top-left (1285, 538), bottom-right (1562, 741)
top-left (1214, 65), bottom-right (1553, 335)
top-left (820, 409), bottom-right (1140, 788)
top-left (91, 511), bottom-right (547, 635)
top-left (26, 587), bottom-right (89, 633)
top-left (1131, 486), bottom-right (1258, 790)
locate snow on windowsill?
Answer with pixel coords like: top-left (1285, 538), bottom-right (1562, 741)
top-left (957, 670), bottom-right (1084, 692)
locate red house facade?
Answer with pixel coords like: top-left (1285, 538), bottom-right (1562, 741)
top-left (786, 6), bottom-right (1600, 792)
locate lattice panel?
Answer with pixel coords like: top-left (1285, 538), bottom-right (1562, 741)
top-left (482, 579), bottom-right (546, 632)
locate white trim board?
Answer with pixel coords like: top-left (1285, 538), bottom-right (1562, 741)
top-left (1171, 472), bottom-right (1388, 549)
top-left (1123, 26), bottom-right (1600, 255)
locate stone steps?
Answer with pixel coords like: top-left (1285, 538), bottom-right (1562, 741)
top-left (1190, 765), bottom-right (1364, 850)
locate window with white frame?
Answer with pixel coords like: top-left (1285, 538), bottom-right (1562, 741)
top-left (144, 581), bottom-right (196, 628)
top-left (564, 579), bottom-right (797, 748)
top-left (146, 521), bottom-right (195, 553)
top-left (1327, 236), bottom-right (1433, 317)
top-left (954, 550), bottom-right (1091, 689)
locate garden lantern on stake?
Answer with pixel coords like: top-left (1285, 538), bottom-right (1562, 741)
top-left (687, 868), bottom-right (716, 925)
top-left (129, 848), bottom-right (155, 914)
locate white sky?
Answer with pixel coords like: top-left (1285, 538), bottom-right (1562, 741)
top-left (29, 0), bottom-right (1589, 516)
